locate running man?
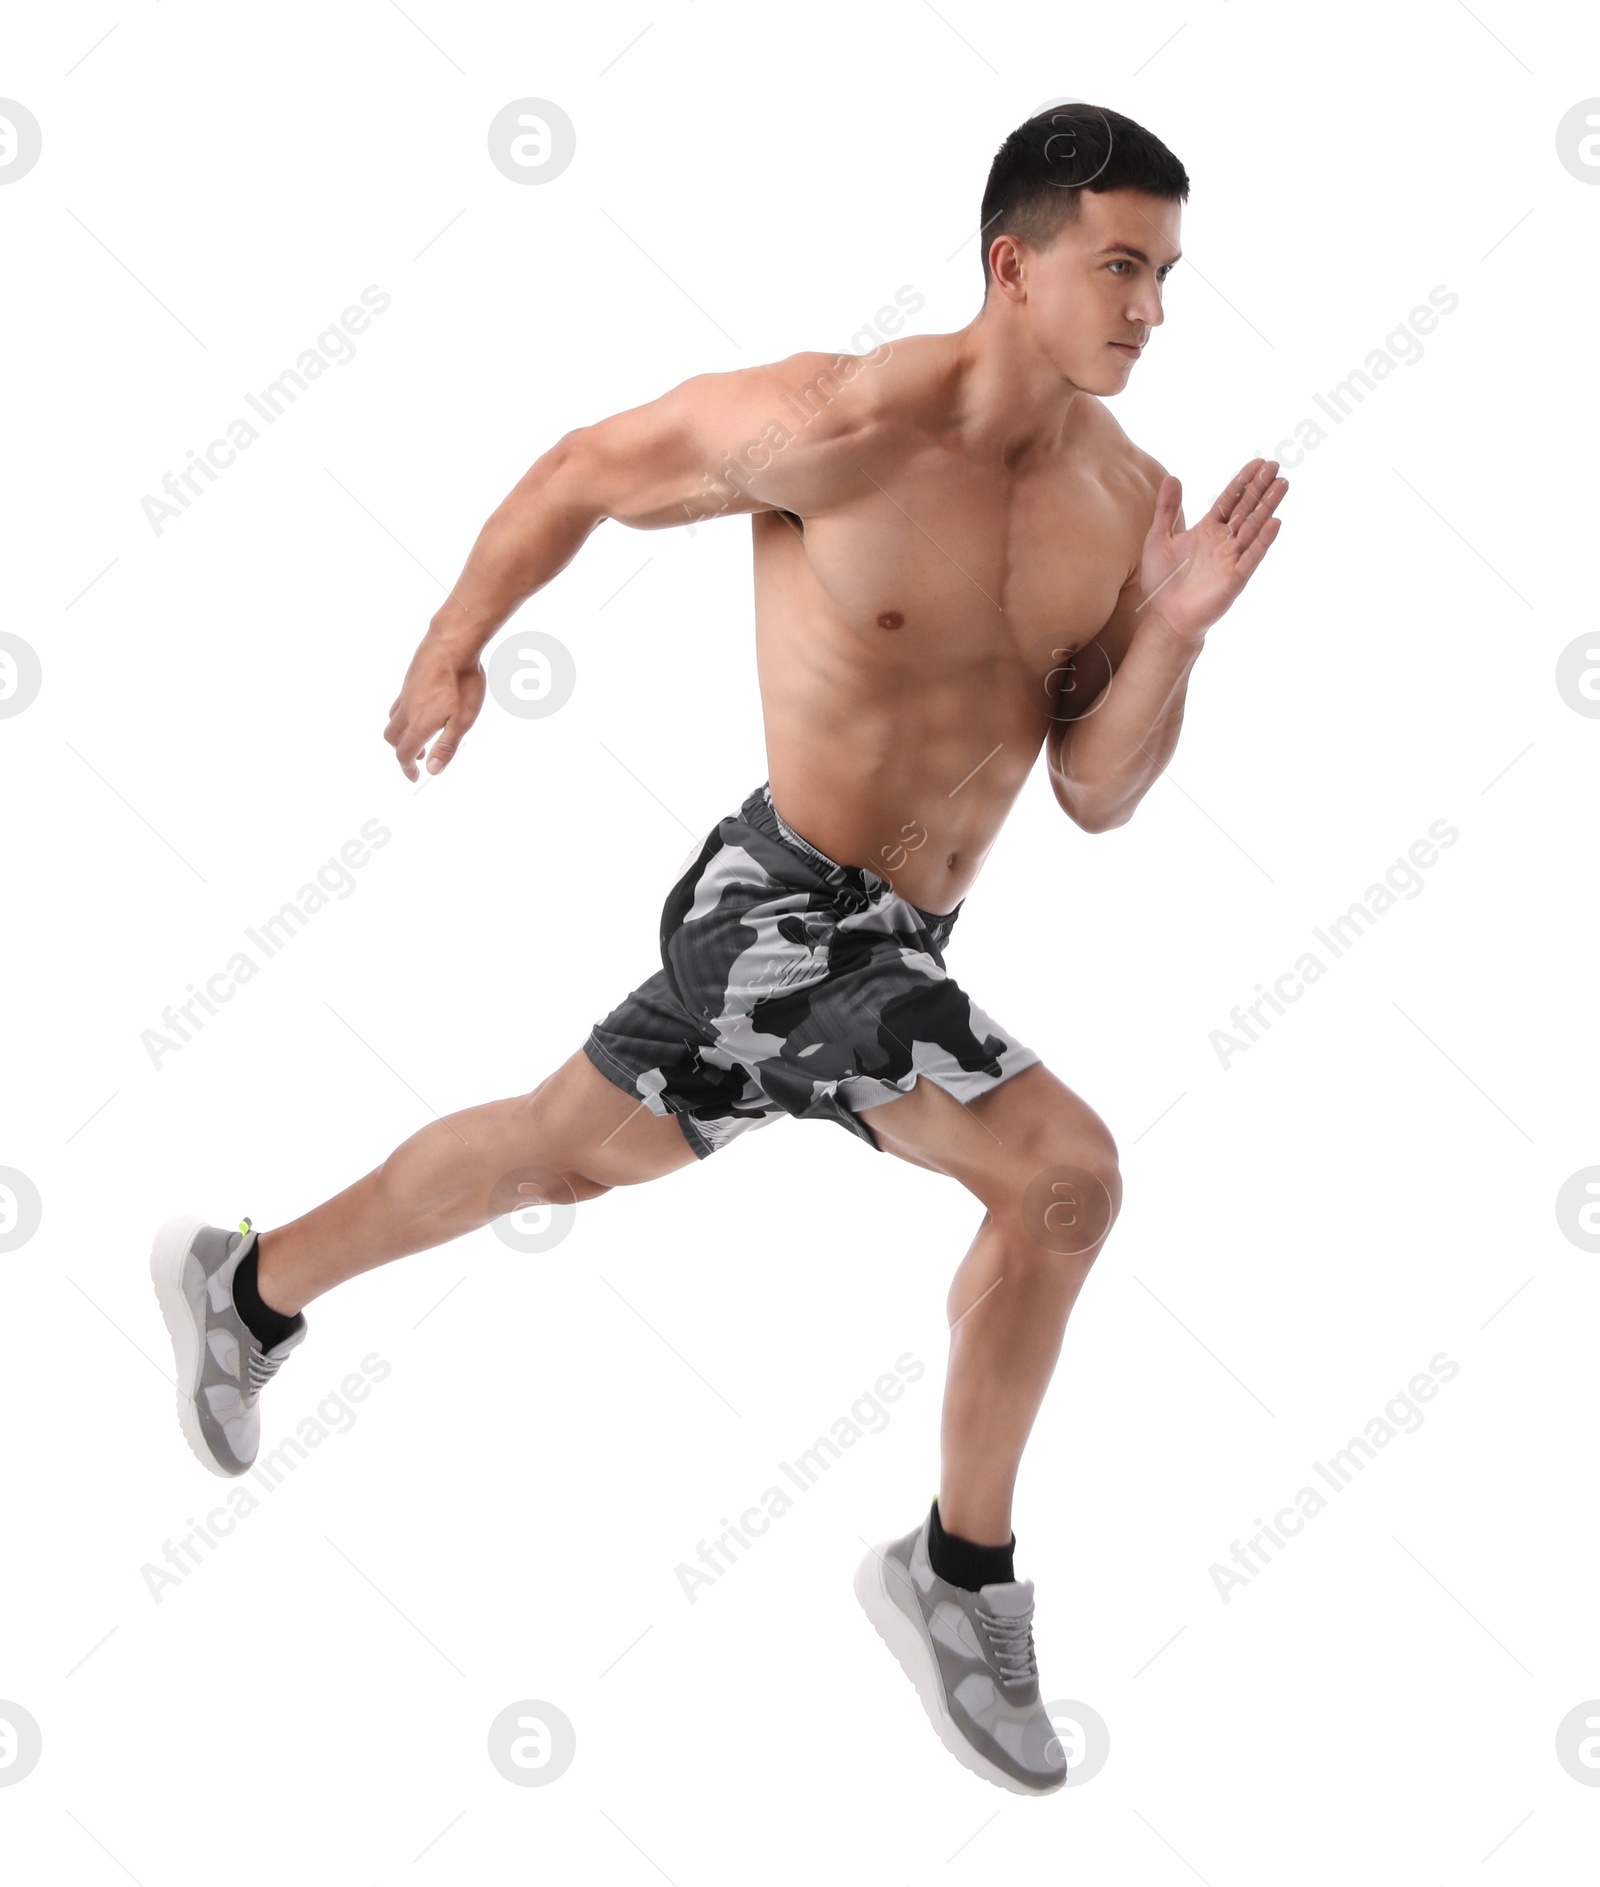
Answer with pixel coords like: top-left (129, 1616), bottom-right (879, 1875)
top-left (151, 104), bottom-right (1286, 1795)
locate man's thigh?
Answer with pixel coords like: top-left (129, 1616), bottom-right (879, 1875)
top-left (857, 1061), bottom-right (1120, 1211)
top-left (527, 1048), bottom-right (702, 1187)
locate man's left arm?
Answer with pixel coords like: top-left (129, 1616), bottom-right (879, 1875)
top-left (1047, 456), bottom-right (1287, 832)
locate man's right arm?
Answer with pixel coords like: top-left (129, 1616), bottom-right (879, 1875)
top-left (384, 356), bottom-right (871, 779)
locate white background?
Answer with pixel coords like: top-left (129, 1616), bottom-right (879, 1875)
top-left (2, 1), bottom-right (1597, 1879)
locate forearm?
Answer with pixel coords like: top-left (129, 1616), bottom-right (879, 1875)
top-left (427, 434), bottom-right (603, 659)
top-left (1047, 612), bottom-right (1202, 831)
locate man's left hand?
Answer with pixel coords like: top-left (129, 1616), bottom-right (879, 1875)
top-left (1138, 458), bottom-right (1288, 641)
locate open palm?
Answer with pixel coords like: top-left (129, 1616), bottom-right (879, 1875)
top-left (1139, 458), bottom-right (1287, 641)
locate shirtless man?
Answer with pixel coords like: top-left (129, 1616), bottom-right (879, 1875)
top-left (150, 104), bottom-right (1285, 1794)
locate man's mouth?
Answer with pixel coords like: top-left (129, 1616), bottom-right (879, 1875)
top-left (1109, 341), bottom-right (1143, 359)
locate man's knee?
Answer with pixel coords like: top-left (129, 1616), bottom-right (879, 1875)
top-left (489, 1159), bottom-right (612, 1213)
top-left (505, 1092), bottom-right (616, 1201)
top-left (984, 1110), bottom-right (1122, 1260)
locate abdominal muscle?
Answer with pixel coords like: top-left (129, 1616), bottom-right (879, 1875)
top-left (756, 620), bottom-right (1048, 917)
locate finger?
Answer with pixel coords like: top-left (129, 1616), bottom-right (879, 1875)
top-left (1234, 514), bottom-right (1282, 579)
top-left (1238, 471), bottom-right (1287, 528)
top-left (1231, 477), bottom-right (1288, 550)
top-left (1227, 459), bottom-right (1279, 529)
top-left (426, 720), bottom-right (460, 774)
top-left (1208, 458), bottom-right (1264, 526)
top-left (384, 710), bottom-right (418, 768)
top-left (1152, 473), bottom-right (1183, 539)
top-left (384, 685), bottom-right (418, 731)
top-left (1224, 464), bottom-right (1277, 537)
top-left (428, 681), bottom-right (488, 771)
top-left (393, 715), bottom-right (439, 783)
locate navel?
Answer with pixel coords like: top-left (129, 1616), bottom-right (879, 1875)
top-left (876, 609), bottom-right (904, 631)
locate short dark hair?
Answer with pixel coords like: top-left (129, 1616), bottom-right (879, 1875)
top-left (979, 103), bottom-right (1189, 291)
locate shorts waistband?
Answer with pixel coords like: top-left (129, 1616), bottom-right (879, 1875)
top-left (746, 782), bottom-right (961, 931)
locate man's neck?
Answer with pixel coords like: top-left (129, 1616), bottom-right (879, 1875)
top-left (943, 307), bottom-right (1084, 467)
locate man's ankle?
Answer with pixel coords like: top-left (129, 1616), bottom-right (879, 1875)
top-left (928, 1495), bottom-right (1016, 1590)
top-left (243, 1231), bottom-right (306, 1327)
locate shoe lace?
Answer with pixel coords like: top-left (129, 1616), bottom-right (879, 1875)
top-left (246, 1345), bottom-right (290, 1390)
top-left (976, 1603), bottom-right (1038, 1685)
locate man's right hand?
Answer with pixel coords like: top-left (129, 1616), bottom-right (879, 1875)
top-left (384, 632), bottom-right (487, 781)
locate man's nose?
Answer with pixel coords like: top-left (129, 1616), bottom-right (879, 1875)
top-left (1132, 283), bottom-right (1165, 329)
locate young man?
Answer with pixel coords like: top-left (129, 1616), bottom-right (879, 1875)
top-left (151, 104), bottom-right (1285, 1794)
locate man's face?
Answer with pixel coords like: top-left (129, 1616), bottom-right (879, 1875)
top-left (1010, 187), bottom-right (1182, 394)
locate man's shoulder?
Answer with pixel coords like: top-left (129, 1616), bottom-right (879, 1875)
top-left (1073, 395), bottom-right (1169, 489)
top-left (712, 339), bottom-right (951, 514)
top-left (1035, 400), bottom-right (1167, 594)
top-left (752, 336), bottom-right (950, 437)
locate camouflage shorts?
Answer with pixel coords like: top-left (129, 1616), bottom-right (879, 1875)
top-left (584, 781), bottom-right (1041, 1158)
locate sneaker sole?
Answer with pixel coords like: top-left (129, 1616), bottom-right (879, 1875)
top-left (149, 1214), bottom-right (239, 1479)
top-left (853, 1539), bottom-right (1064, 1797)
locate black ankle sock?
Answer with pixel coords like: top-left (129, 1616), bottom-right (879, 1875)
top-left (231, 1237), bottom-right (303, 1350)
top-left (927, 1496), bottom-right (1016, 1591)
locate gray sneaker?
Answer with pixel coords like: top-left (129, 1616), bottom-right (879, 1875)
top-left (854, 1509), bottom-right (1067, 1794)
top-left (149, 1215), bottom-right (307, 1478)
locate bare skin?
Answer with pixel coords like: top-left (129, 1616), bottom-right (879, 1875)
top-left (255, 186), bottom-right (1286, 1547)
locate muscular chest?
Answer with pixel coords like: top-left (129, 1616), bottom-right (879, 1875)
top-left (756, 453), bottom-right (1137, 677)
